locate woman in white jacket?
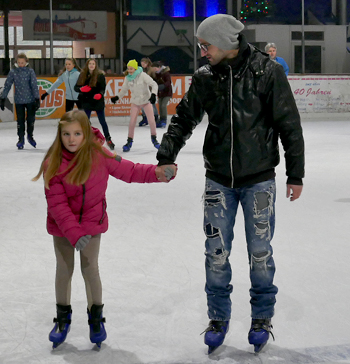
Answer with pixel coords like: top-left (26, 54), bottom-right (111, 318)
top-left (41, 58), bottom-right (82, 112)
top-left (111, 59), bottom-right (159, 152)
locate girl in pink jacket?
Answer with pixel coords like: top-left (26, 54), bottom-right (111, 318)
top-left (33, 109), bottom-right (172, 349)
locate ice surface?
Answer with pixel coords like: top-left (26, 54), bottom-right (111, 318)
top-left (0, 114), bottom-right (349, 364)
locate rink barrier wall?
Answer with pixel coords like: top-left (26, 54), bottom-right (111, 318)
top-left (1, 75), bottom-right (350, 122)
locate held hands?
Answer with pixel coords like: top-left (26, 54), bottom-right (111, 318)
top-left (35, 99), bottom-right (40, 111)
top-left (155, 165), bottom-right (177, 182)
top-left (111, 95), bottom-right (119, 104)
top-left (286, 184), bottom-right (303, 201)
top-left (164, 167), bottom-right (175, 180)
top-left (94, 94), bottom-right (102, 100)
top-left (41, 92), bottom-right (48, 101)
top-left (80, 85), bottom-right (92, 93)
top-left (149, 93), bottom-right (156, 104)
top-left (0, 99), bottom-right (5, 111)
top-left (75, 235), bottom-right (92, 251)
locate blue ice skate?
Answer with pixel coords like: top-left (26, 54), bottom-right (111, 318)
top-left (122, 137), bottom-right (133, 152)
top-left (156, 119), bottom-right (166, 128)
top-left (138, 116), bottom-right (148, 126)
top-left (202, 320), bottom-right (229, 354)
top-left (16, 138), bottom-right (24, 150)
top-left (248, 318), bottom-right (274, 353)
top-left (27, 136), bottom-right (37, 148)
top-left (151, 135), bottom-right (160, 149)
top-left (88, 304), bottom-right (107, 348)
top-left (49, 304), bottom-right (72, 349)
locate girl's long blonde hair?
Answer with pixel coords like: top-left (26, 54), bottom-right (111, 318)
top-left (33, 110), bottom-right (114, 189)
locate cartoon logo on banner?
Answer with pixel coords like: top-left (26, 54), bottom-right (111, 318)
top-left (37, 79), bottom-right (65, 118)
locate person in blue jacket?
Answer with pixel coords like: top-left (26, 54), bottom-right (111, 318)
top-left (41, 58), bottom-right (82, 112)
top-left (0, 53), bottom-right (40, 149)
top-left (265, 43), bottom-right (289, 76)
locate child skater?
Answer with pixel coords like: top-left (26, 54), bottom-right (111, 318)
top-left (110, 59), bottom-right (159, 152)
top-left (138, 57), bottom-right (159, 127)
top-left (75, 58), bottom-right (115, 150)
top-left (41, 58), bottom-right (82, 112)
top-left (32, 109), bottom-right (174, 349)
top-left (0, 53), bottom-right (40, 149)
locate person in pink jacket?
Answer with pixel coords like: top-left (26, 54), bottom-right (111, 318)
top-left (33, 109), bottom-right (175, 349)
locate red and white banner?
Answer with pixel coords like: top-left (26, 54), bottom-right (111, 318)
top-left (22, 10), bottom-right (107, 41)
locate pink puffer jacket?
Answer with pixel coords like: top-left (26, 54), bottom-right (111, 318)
top-left (45, 140), bottom-right (159, 246)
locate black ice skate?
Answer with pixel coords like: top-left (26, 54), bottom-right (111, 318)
top-left (106, 136), bottom-right (115, 150)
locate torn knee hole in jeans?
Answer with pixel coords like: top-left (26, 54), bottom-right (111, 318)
top-left (254, 191), bottom-right (274, 217)
top-left (255, 221), bottom-right (270, 240)
top-left (212, 248), bottom-right (229, 266)
top-left (205, 223), bottom-right (228, 266)
top-left (203, 190), bottom-right (227, 210)
top-left (253, 191), bottom-right (273, 240)
top-left (205, 223), bottom-right (220, 239)
top-left (250, 250), bottom-right (272, 270)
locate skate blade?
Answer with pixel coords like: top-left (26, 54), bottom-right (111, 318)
top-left (253, 342), bottom-right (267, 353)
top-left (208, 346), bottom-right (217, 354)
top-left (52, 342), bottom-right (63, 349)
top-left (208, 345), bottom-right (223, 354)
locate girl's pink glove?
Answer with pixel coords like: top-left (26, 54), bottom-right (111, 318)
top-left (93, 94), bottom-right (102, 100)
top-left (80, 85), bottom-right (92, 92)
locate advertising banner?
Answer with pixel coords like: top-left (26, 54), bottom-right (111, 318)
top-left (22, 10), bottom-right (107, 41)
top-left (104, 76), bottom-right (192, 117)
top-left (288, 76), bottom-right (350, 113)
top-left (37, 78), bottom-right (67, 119)
top-left (34, 76), bottom-right (192, 119)
top-left (3, 75), bottom-right (350, 122)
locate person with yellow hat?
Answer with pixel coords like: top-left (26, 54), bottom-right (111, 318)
top-left (111, 60), bottom-right (159, 152)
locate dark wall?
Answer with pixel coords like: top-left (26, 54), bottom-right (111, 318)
top-left (273, 0), bottom-right (333, 24)
top-left (0, 0), bottom-right (117, 11)
top-left (125, 47), bottom-right (193, 74)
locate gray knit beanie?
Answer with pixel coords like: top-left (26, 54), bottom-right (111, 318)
top-left (196, 14), bottom-right (245, 50)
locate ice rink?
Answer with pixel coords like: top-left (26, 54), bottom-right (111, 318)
top-left (0, 114), bottom-right (349, 364)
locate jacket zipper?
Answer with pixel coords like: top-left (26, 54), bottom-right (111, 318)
top-left (229, 66), bottom-right (235, 188)
top-left (79, 184), bottom-right (86, 224)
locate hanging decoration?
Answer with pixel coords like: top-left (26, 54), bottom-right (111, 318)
top-left (240, 0), bottom-right (274, 23)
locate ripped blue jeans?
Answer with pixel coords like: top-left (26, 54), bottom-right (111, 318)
top-left (203, 178), bottom-right (278, 321)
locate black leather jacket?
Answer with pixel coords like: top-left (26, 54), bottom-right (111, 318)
top-left (157, 41), bottom-right (304, 188)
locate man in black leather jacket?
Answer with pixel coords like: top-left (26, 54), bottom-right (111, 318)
top-left (156, 14), bottom-right (304, 354)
